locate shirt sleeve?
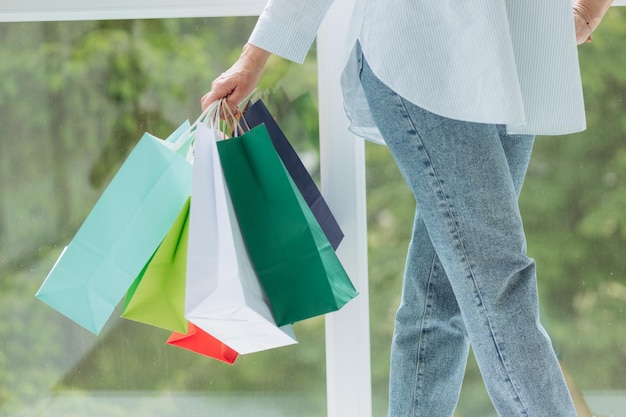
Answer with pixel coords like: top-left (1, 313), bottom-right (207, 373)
top-left (248, 0), bottom-right (336, 64)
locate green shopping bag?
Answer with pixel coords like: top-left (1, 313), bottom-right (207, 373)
top-left (121, 197), bottom-right (190, 333)
top-left (216, 124), bottom-right (358, 326)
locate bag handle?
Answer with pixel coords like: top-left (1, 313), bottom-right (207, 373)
top-left (162, 98), bottom-right (249, 161)
top-left (164, 99), bottom-right (231, 150)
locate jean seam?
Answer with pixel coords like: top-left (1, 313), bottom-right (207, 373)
top-left (395, 96), bottom-right (529, 417)
top-left (410, 251), bottom-right (437, 417)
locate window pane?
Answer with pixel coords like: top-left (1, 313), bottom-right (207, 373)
top-left (0, 17), bottom-right (324, 417)
top-left (366, 7), bottom-right (626, 417)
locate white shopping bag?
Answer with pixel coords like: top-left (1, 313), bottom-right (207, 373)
top-left (185, 122), bottom-right (297, 354)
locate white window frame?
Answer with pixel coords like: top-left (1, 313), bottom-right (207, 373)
top-left (0, 2), bottom-right (372, 417)
top-left (0, 0), bottom-right (624, 21)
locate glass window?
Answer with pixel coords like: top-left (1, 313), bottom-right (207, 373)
top-left (365, 7), bottom-right (626, 417)
top-left (0, 17), bottom-right (325, 417)
top-left (3, 6), bottom-right (626, 417)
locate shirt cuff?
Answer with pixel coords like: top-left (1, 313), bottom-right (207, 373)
top-left (249, 0), bottom-right (335, 63)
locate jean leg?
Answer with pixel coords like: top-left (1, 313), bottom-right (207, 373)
top-left (360, 60), bottom-right (576, 417)
top-left (389, 209), bottom-right (470, 417)
top-left (389, 129), bottom-right (535, 417)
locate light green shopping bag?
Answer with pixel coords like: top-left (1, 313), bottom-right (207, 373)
top-left (36, 121), bottom-right (193, 335)
top-left (121, 197), bottom-right (190, 333)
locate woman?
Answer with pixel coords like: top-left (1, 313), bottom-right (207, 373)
top-left (202, 0), bottom-right (613, 416)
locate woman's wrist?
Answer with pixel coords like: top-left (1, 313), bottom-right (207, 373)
top-left (240, 43), bottom-right (272, 70)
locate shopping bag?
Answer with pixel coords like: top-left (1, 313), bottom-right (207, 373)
top-left (167, 322), bottom-right (238, 364)
top-left (185, 122), bottom-right (297, 354)
top-left (36, 122), bottom-right (194, 335)
top-left (243, 99), bottom-right (344, 250)
top-left (121, 197), bottom-right (190, 333)
top-left (217, 123), bottom-right (358, 326)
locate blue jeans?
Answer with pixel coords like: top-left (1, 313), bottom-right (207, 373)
top-left (358, 56), bottom-right (577, 416)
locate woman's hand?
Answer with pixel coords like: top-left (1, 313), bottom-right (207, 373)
top-left (201, 43), bottom-right (272, 113)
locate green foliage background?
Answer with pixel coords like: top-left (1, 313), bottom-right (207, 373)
top-left (1, 9), bottom-right (625, 417)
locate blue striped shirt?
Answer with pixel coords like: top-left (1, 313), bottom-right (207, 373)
top-left (249, 0), bottom-right (587, 143)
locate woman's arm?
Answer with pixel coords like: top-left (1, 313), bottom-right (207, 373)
top-left (574, 0), bottom-right (614, 44)
top-left (201, 0), bottom-right (335, 111)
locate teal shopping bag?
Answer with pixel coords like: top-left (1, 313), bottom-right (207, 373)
top-left (217, 124), bottom-right (358, 326)
top-left (36, 122), bottom-right (193, 335)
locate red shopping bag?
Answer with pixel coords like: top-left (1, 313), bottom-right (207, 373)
top-left (166, 322), bottom-right (238, 364)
